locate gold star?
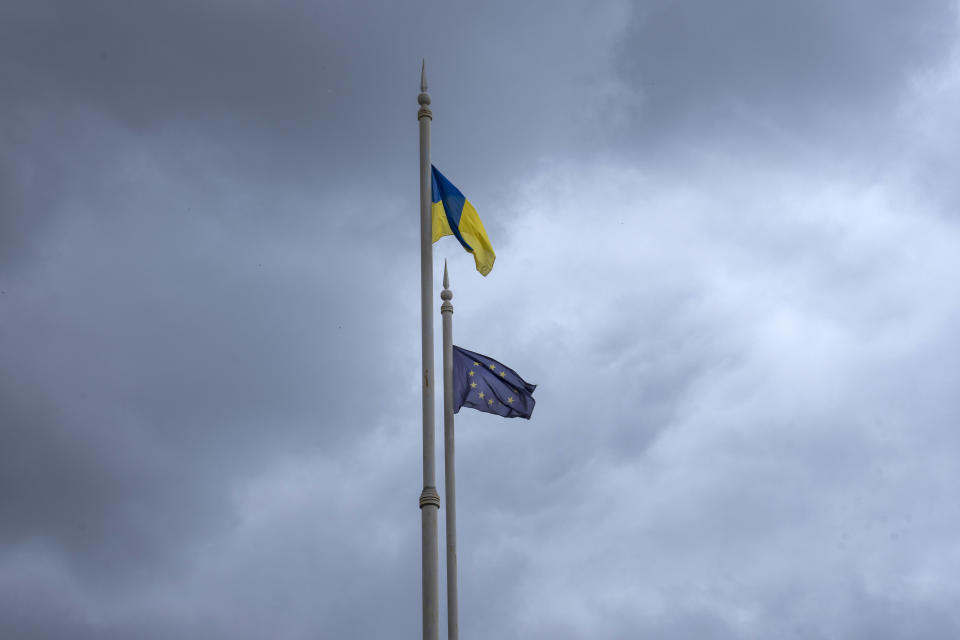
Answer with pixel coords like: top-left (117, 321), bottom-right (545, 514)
top-left (473, 361), bottom-right (480, 366)
top-left (470, 382), bottom-right (477, 388)
top-left (489, 364), bottom-right (496, 370)
top-left (499, 371), bottom-right (506, 377)
top-left (478, 391), bottom-right (485, 399)
top-left (468, 370), bottom-right (474, 376)
top-left (507, 397), bottom-right (514, 404)
top-left (488, 398), bottom-right (494, 405)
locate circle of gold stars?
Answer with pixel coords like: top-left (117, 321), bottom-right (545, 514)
top-left (466, 363), bottom-right (518, 409)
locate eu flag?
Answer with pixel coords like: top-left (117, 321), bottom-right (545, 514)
top-left (431, 166), bottom-right (496, 276)
top-left (452, 346), bottom-right (536, 419)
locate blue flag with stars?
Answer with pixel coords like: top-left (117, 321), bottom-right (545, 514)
top-left (452, 346), bottom-right (536, 419)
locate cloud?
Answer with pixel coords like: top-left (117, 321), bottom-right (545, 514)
top-left (615, 0), bottom-right (958, 148)
top-left (3, 1), bottom-right (960, 637)
top-left (441, 156), bottom-right (960, 637)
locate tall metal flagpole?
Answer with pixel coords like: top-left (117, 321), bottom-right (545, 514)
top-left (417, 60), bottom-right (441, 640)
top-left (440, 261), bottom-right (459, 640)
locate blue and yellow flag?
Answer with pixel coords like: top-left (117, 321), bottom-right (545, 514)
top-left (452, 346), bottom-right (536, 419)
top-left (432, 166), bottom-right (495, 276)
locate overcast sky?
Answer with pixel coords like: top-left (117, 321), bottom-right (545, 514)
top-left (3, 1), bottom-right (960, 638)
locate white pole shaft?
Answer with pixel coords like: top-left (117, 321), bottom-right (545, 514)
top-left (441, 265), bottom-right (458, 640)
top-left (418, 63), bottom-right (440, 640)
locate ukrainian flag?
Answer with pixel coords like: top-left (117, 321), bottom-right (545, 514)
top-left (431, 165), bottom-right (495, 276)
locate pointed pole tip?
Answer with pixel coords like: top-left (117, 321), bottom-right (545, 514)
top-left (443, 259), bottom-right (449, 289)
top-left (420, 59), bottom-right (428, 92)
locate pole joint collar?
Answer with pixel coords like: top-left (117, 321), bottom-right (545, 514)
top-left (419, 486), bottom-right (441, 509)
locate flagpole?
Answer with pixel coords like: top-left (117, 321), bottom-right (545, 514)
top-left (417, 60), bottom-right (441, 640)
top-left (440, 261), bottom-right (459, 640)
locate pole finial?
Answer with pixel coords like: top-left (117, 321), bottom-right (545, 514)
top-left (418, 60), bottom-right (432, 117)
top-left (441, 260), bottom-right (453, 307)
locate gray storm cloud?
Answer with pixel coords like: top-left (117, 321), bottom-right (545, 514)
top-left (2, 1), bottom-right (960, 638)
